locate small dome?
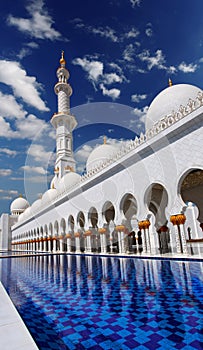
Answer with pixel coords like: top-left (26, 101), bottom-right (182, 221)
top-left (86, 144), bottom-right (118, 172)
top-left (23, 207), bottom-right (32, 219)
top-left (10, 197), bottom-right (29, 215)
top-left (18, 212), bottom-right (25, 222)
top-left (58, 172), bottom-right (81, 193)
top-left (31, 198), bottom-right (42, 213)
top-left (42, 188), bottom-right (58, 204)
top-left (146, 83), bottom-right (201, 130)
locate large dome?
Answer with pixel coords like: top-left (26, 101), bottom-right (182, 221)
top-left (10, 197), bottom-right (29, 215)
top-left (146, 84), bottom-right (201, 130)
top-left (86, 144), bottom-right (118, 172)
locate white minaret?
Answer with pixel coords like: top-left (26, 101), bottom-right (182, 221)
top-left (51, 51), bottom-right (77, 179)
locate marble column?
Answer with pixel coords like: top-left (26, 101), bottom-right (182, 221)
top-left (170, 214), bottom-right (188, 254)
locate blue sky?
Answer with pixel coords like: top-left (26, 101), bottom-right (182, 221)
top-left (0, 0), bottom-right (203, 213)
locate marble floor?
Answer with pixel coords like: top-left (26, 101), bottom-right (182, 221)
top-left (0, 282), bottom-right (38, 350)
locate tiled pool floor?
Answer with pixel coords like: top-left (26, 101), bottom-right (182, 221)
top-left (1, 255), bottom-right (203, 349)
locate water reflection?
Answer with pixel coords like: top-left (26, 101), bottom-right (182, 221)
top-left (1, 255), bottom-right (203, 349)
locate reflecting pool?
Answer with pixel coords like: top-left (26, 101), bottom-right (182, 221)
top-left (1, 255), bottom-right (203, 349)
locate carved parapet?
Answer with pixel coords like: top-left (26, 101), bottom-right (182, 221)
top-left (197, 91), bottom-right (203, 106)
top-left (179, 105), bottom-right (187, 117)
top-left (170, 214), bottom-right (186, 226)
top-left (187, 98), bottom-right (196, 112)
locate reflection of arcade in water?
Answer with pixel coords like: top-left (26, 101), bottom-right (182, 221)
top-left (1, 255), bottom-right (203, 349)
top-left (1, 255), bottom-right (202, 305)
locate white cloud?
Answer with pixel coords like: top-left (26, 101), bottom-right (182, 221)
top-left (0, 92), bottom-right (26, 119)
top-left (100, 84), bottom-right (121, 100)
top-left (73, 56), bottom-right (125, 100)
top-left (138, 49), bottom-right (166, 70)
top-left (1, 196), bottom-right (13, 200)
top-left (73, 57), bottom-right (103, 83)
top-left (168, 66), bottom-right (177, 74)
top-left (131, 106), bottom-right (148, 127)
top-left (0, 114), bottom-right (51, 140)
top-left (103, 73), bottom-right (123, 85)
top-left (123, 44), bottom-right (135, 62)
top-left (108, 62), bottom-right (123, 74)
top-left (16, 114), bottom-right (47, 139)
top-left (0, 116), bottom-right (17, 138)
top-left (145, 28), bottom-right (153, 37)
top-left (178, 62), bottom-right (198, 73)
top-left (131, 94), bottom-right (147, 103)
top-left (130, 0), bottom-right (142, 8)
top-left (7, 0), bottom-right (62, 41)
top-left (0, 60), bottom-right (49, 111)
top-left (27, 144), bottom-right (53, 164)
top-left (125, 27), bottom-right (140, 39)
top-left (0, 169), bottom-right (12, 176)
top-left (26, 42), bottom-right (39, 49)
top-left (74, 20), bottom-right (118, 42)
top-left (21, 165), bottom-right (47, 175)
top-left (91, 26), bottom-right (118, 42)
top-left (0, 148), bottom-right (17, 157)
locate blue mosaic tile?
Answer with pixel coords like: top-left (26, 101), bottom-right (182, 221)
top-left (1, 255), bottom-right (203, 350)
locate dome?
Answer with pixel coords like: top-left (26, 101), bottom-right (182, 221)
top-left (23, 207), bottom-right (32, 219)
top-left (146, 84), bottom-right (201, 130)
top-left (58, 172), bottom-right (81, 193)
top-left (10, 197), bottom-right (29, 215)
top-left (42, 188), bottom-right (58, 204)
top-left (31, 198), bottom-right (42, 213)
top-left (86, 144), bottom-right (118, 172)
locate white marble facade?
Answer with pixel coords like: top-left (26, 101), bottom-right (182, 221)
top-left (2, 54), bottom-right (203, 256)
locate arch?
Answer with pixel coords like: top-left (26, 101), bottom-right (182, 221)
top-left (102, 201), bottom-right (115, 223)
top-left (145, 183), bottom-right (168, 229)
top-left (44, 224), bottom-right (48, 235)
top-left (49, 223), bottom-right (53, 235)
top-left (120, 193), bottom-right (138, 220)
top-left (88, 207), bottom-right (98, 228)
top-left (54, 220), bottom-right (59, 234)
top-left (77, 211), bottom-right (85, 228)
top-left (68, 215), bottom-right (75, 231)
top-left (178, 168), bottom-right (203, 223)
top-left (60, 218), bottom-right (66, 233)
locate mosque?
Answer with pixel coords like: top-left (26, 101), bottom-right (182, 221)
top-left (0, 52), bottom-right (203, 256)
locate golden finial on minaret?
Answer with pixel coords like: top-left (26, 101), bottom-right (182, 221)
top-left (168, 78), bottom-right (172, 87)
top-left (19, 194), bottom-right (22, 198)
top-left (60, 50), bottom-right (66, 66)
top-left (103, 136), bottom-right (107, 145)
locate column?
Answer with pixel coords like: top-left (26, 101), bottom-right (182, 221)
top-left (98, 228), bottom-right (107, 253)
top-left (138, 220), bottom-right (151, 253)
top-left (115, 225), bottom-right (126, 254)
top-left (85, 231), bottom-right (92, 253)
top-left (170, 214), bottom-right (188, 254)
top-left (66, 234), bottom-right (72, 252)
top-left (74, 232), bottom-right (80, 253)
